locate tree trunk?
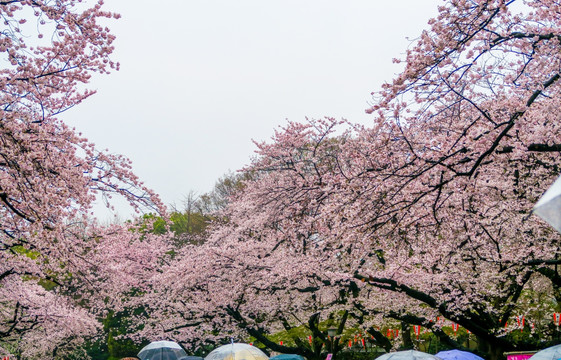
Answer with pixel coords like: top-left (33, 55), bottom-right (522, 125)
top-left (479, 337), bottom-right (505, 360)
top-left (401, 322), bottom-right (414, 350)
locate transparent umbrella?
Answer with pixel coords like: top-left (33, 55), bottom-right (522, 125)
top-left (528, 344), bottom-right (561, 360)
top-left (376, 350), bottom-right (441, 360)
top-left (138, 340), bottom-right (188, 360)
top-left (534, 175), bottom-right (561, 233)
top-left (435, 350), bottom-right (484, 360)
top-left (205, 343), bottom-right (269, 360)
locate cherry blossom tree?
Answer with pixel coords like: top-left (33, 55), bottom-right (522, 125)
top-left (127, 220), bottom-right (379, 360)
top-left (2, 221), bottom-right (172, 358)
top-left (353, 0), bottom-right (561, 355)
top-left (137, 0), bottom-right (561, 358)
top-left (0, 0), bottom-right (168, 357)
top-left (121, 1), bottom-right (561, 360)
top-left (245, 0), bottom-right (561, 356)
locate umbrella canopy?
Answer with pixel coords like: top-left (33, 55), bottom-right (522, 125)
top-left (376, 350), bottom-right (441, 360)
top-left (529, 345), bottom-right (561, 360)
top-left (270, 355), bottom-right (305, 360)
top-left (534, 175), bottom-right (561, 233)
top-left (435, 350), bottom-right (484, 360)
top-left (205, 343), bottom-right (269, 360)
top-left (138, 340), bottom-right (188, 360)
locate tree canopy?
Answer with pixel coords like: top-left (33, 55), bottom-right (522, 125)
top-left (0, 1), bottom-right (170, 358)
top-left (129, 1), bottom-right (561, 359)
top-left (5, 0), bottom-right (561, 359)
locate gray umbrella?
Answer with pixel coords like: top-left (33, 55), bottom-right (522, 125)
top-left (138, 341), bottom-right (189, 360)
top-left (529, 345), bottom-right (561, 360)
top-left (376, 350), bottom-right (441, 360)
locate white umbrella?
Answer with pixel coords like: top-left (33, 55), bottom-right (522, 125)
top-left (534, 175), bottom-right (561, 233)
top-left (376, 350), bottom-right (441, 360)
top-left (528, 344), bottom-right (561, 360)
top-left (138, 340), bottom-right (188, 360)
top-left (205, 343), bottom-right (268, 360)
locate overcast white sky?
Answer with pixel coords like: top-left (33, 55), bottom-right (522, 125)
top-left (63, 0), bottom-right (441, 220)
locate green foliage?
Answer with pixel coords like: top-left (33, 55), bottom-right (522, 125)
top-left (85, 339), bottom-right (109, 360)
top-left (140, 213), bottom-right (168, 235)
top-left (107, 331), bottom-right (142, 360)
top-left (84, 309), bottom-right (146, 360)
top-left (169, 211), bottom-right (210, 239)
top-left (140, 209), bottom-right (211, 246)
top-left (37, 278), bottom-right (58, 291)
top-left (11, 245), bottom-right (40, 259)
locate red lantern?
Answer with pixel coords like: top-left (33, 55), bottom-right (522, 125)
top-left (516, 316), bottom-right (525, 332)
top-left (413, 325), bottom-right (421, 339)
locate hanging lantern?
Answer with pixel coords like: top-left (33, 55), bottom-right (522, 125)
top-left (413, 325), bottom-right (421, 339)
top-left (554, 313), bottom-right (561, 326)
top-left (348, 340), bottom-right (352, 348)
top-left (516, 316), bottom-right (526, 331)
